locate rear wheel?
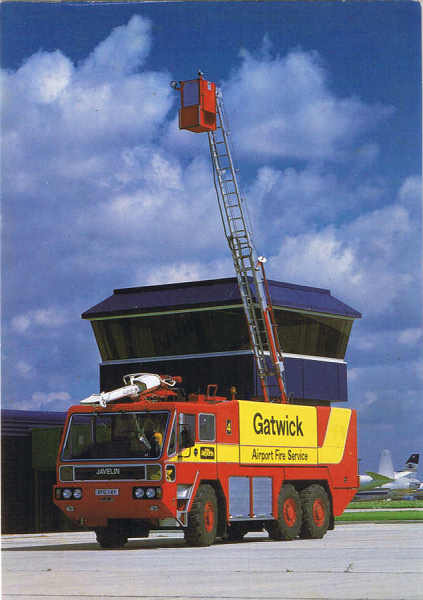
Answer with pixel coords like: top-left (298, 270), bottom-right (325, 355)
top-left (184, 484), bottom-right (218, 547)
top-left (95, 525), bottom-right (128, 549)
top-left (267, 483), bottom-right (302, 541)
top-left (300, 484), bottom-right (330, 539)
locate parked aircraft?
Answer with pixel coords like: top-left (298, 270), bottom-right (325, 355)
top-left (355, 451), bottom-right (420, 499)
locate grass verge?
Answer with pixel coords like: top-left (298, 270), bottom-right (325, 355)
top-left (336, 510), bottom-right (423, 522)
top-left (347, 499), bottom-right (423, 509)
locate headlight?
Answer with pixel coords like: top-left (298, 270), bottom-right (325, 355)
top-left (72, 488), bottom-right (82, 500)
top-left (62, 488), bottom-right (72, 500)
top-left (133, 487), bottom-right (145, 499)
top-left (146, 487), bottom-right (156, 499)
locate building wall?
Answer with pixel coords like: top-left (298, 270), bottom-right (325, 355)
top-left (1, 413), bottom-right (79, 534)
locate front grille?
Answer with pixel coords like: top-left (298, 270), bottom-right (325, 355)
top-left (74, 465), bottom-right (146, 481)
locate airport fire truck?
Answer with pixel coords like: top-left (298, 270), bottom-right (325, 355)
top-left (53, 75), bottom-right (359, 548)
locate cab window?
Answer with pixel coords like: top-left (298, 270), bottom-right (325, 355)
top-left (199, 413), bottom-right (215, 442)
top-left (179, 413), bottom-right (196, 449)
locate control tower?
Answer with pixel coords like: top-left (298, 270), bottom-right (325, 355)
top-left (82, 277), bottom-right (361, 406)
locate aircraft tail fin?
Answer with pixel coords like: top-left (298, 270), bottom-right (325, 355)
top-left (378, 449), bottom-right (395, 478)
top-left (406, 453), bottom-right (419, 471)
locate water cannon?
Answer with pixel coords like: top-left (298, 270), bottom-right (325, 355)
top-left (80, 373), bottom-right (179, 407)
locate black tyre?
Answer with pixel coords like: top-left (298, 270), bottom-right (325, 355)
top-left (226, 523), bottom-right (248, 542)
top-left (300, 484), bottom-right (330, 539)
top-left (95, 525), bottom-right (128, 549)
top-left (267, 483), bottom-right (302, 541)
top-left (184, 484), bottom-right (218, 547)
top-left (137, 524), bottom-right (150, 538)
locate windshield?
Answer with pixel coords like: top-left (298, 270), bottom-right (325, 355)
top-left (62, 411), bottom-right (169, 460)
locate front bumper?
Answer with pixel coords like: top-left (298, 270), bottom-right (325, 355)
top-left (53, 482), bottom-right (176, 528)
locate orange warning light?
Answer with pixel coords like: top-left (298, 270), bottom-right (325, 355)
top-left (177, 77), bottom-right (216, 133)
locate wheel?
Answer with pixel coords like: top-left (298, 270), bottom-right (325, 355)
top-left (300, 484), bottom-right (330, 539)
top-left (184, 484), bottom-right (218, 547)
top-left (136, 524), bottom-right (150, 538)
top-left (226, 523), bottom-right (248, 542)
top-left (95, 525), bottom-right (128, 549)
top-left (267, 483), bottom-right (302, 541)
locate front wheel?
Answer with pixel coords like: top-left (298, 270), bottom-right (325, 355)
top-left (184, 484), bottom-right (218, 547)
top-left (95, 525), bottom-right (128, 549)
top-left (267, 483), bottom-right (302, 541)
top-left (300, 484), bottom-right (330, 539)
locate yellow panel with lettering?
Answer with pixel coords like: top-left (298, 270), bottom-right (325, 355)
top-left (238, 402), bottom-right (318, 466)
top-left (318, 408), bottom-right (351, 465)
top-left (240, 445), bottom-right (318, 465)
top-left (239, 401), bottom-right (317, 447)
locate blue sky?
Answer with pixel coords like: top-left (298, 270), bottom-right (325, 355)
top-left (2, 1), bottom-right (421, 473)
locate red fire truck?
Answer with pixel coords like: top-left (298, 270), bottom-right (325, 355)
top-left (54, 373), bottom-right (358, 547)
top-left (53, 74), bottom-right (359, 547)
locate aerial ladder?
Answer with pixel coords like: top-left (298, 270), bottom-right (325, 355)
top-left (172, 73), bottom-right (288, 403)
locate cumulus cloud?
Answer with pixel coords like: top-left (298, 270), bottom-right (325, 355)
top-left (80, 15), bottom-right (151, 77)
top-left (11, 308), bottom-right (71, 334)
top-left (144, 257), bottom-right (233, 286)
top-left (30, 391), bottom-right (72, 411)
top-left (223, 44), bottom-right (393, 162)
top-left (2, 15), bottom-right (174, 203)
top-left (16, 360), bottom-right (34, 378)
top-left (266, 183), bottom-right (418, 318)
top-left (398, 328), bottom-right (422, 345)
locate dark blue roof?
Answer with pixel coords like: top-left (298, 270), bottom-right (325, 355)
top-left (1, 409), bottom-right (67, 437)
top-left (82, 277), bottom-right (361, 320)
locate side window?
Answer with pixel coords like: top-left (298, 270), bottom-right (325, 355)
top-left (183, 81), bottom-right (199, 107)
top-left (179, 413), bottom-right (196, 449)
top-left (199, 414), bottom-right (215, 442)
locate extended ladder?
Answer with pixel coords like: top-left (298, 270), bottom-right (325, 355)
top-left (208, 91), bottom-right (288, 403)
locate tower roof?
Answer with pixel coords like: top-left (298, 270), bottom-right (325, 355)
top-left (82, 277), bottom-right (361, 320)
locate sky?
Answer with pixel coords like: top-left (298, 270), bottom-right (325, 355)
top-left (1, 1), bottom-right (421, 473)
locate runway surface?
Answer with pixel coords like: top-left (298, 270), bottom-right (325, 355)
top-left (2, 523), bottom-right (423, 600)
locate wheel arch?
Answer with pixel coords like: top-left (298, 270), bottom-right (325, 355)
top-left (200, 479), bottom-right (227, 538)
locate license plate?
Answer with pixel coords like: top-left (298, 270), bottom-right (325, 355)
top-left (95, 488), bottom-right (119, 496)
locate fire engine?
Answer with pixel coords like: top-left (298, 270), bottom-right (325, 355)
top-left (53, 74), bottom-right (359, 548)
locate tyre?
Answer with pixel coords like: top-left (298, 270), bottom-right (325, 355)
top-left (95, 525), bottom-right (128, 549)
top-left (137, 524), bottom-right (150, 538)
top-left (226, 523), bottom-right (248, 542)
top-left (267, 483), bottom-right (302, 541)
top-left (300, 484), bottom-right (330, 539)
top-left (184, 484), bottom-right (218, 547)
